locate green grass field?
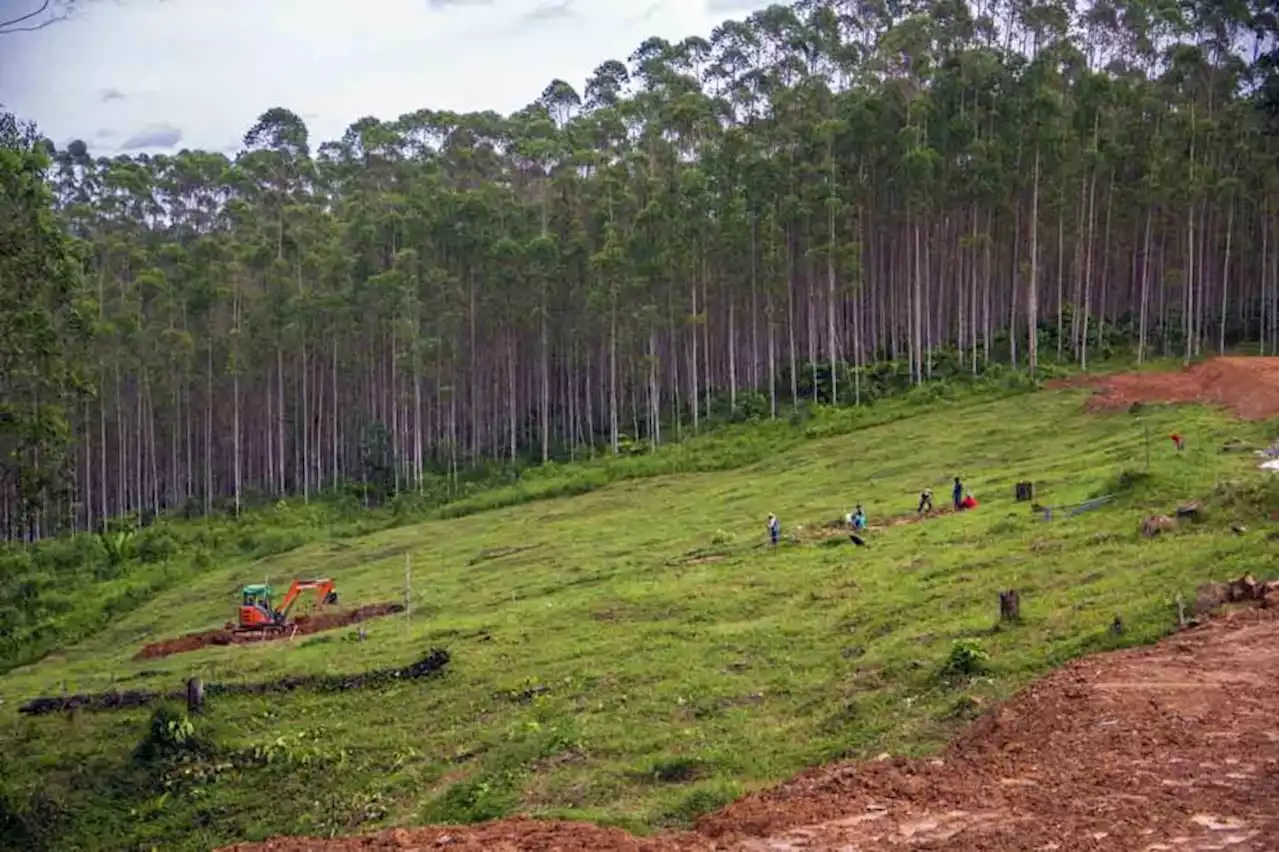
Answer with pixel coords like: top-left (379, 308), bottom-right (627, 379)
top-left (2, 382), bottom-right (1277, 851)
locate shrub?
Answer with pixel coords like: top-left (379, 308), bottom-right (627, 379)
top-left (940, 639), bottom-right (990, 681)
top-left (646, 756), bottom-right (704, 783)
top-left (420, 774), bottom-right (515, 824)
top-left (134, 529), bottom-right (178, 564)
top-left (98, 529), bottom-right (136, 571)
top-left (655, 780), bottom-right (741, 826)
top-left (237, 528), bottom-right (306, 559)
top-left (134, 705), bottom-right (208, 763)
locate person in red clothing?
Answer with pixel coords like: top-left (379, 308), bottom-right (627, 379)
top-left (959, 492), bottom-right (978, 510)
top-left (1170, 433), bottom-right (1185, 451)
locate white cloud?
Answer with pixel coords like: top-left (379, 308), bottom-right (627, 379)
top-left (120, 121), bottom-right (182, 150)
top-left (0, 0), bottom-right (761, 155)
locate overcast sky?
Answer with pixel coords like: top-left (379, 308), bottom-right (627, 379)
top-left (0, 0), bottom-right (771, 156)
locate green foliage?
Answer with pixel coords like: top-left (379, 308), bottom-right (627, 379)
top-left (939, 639), bottom-right (991, 682)
top-left (420, 775), bottom-right (518, 825)
top-left (135, 705), bottom-right (206, 763)
top-left (100, 529), bottom-right (136, 570)
top-left (654, 781), bottom-right (742, 827)
top-left (0, 113), bottom-right (92, 538)
top-left (134, 529), bottom-right (179, 565)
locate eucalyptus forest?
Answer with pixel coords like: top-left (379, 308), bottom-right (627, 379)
top-left (1, 0), bottom-right (1276, 542)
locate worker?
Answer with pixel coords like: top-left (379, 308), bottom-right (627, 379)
top-left (851, 504), bottom-right (867, 532)
top-left (917, 488), bottom-right (933, 514)
top-left (952, 477), bottom-right (964, 511)
top-left (960, 492), bottom-right (978, 510)
top-left (1170, 433), bottom-right (1185, 451)
top-left (767, 513), bottom-right (780, 546)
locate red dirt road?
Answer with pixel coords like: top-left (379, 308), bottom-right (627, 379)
top-left (219, 603), bottom-right (1279, 852)
top-left (1049, 356), bottom-right (1279, 420)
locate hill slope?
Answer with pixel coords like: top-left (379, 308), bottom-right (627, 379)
top-left (1, 366), bottom-right (1277, 851)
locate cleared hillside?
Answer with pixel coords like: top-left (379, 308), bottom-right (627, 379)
top-left (1, 371), bottom-right (1277, 851)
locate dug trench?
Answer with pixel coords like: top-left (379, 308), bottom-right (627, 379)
top-left (134, 603), bottom-right (406, 660)
top-left (218, 595), bottom-right (1278, 852)
top-left (19, 648), bottom-right (449, 716)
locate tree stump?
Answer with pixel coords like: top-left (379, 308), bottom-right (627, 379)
top-left (186, 677), bottom-right (204, 714)
top-left (1015, 481), bottom-right (1035, 502)
top-left (999, 589), bottom-right (1020, 622)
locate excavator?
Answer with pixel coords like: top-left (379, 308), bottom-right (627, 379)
top-left (237, 578), bottom-right (338, 632)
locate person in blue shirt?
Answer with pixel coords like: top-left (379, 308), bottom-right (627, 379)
top-left (851, 504), bottom-right (867, 531)
top-left (952, 477), bottom-right (964, 511)
top-left (767, 513), bottom-right (780, 546)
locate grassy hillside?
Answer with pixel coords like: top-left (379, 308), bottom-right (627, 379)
top-left (1, 384), bottom-right (1276, 851)
top-left (0, 370), bottom-right (1042, 677)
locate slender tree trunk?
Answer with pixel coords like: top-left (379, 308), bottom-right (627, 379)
top-left (276, 345), bottom-right (285, 494)
top-left (827, 189), bottom-right (839, 407)
top-left (1218, 198), bottom-right (1233, 354)
top-left (1138, 206), bottom-right (1153, 364)
top-left (1055, 194), bottom-right (1065, 362)
top-left (1080, 160), bottom-right (1098, 370)
top-left (1028, 144), bottom-right (1041, 372)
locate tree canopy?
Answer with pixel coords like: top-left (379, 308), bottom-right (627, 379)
top-left (1, 0), bottom-right (1276, 540)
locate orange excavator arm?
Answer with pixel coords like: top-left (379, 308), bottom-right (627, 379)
top-left (276, 578), bottom-right (338, 621)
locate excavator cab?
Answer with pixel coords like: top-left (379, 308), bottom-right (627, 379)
top-left (236, 579), bottom-right (338, 632)
top-left (239, 583), bottom-right (279, 629)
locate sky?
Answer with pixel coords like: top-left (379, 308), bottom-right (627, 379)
top-left (0, 0), bottom-right (772, 157)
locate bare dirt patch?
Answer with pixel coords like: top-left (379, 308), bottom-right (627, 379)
top-left (134, 603), bottom-right (404, 660)
top-left (799, 507), bottom-right (959, 545)
top-left (1049, 356), bottom-right (1279, 420)
top-left (218, 599), bottom-right (1278, 852)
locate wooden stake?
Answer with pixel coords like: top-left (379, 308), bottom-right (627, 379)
top-left (404, 552), bottom-right (412, 633)
top-left (999, 589), bottom-right (1021, 622)
top-left (186, 677), bottom-right (204, 714)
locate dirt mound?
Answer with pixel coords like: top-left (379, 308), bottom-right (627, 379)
top-left (1050, 356), bottom-right (1278, 420)
top-left (135, 604), bottom-right (405, 660)
top-left (694, 605), bottom-right (1277, 850)
top-left (218, 817), bottom-right (689, 852)
top-left (218, 600), bottom-right (1278, 852)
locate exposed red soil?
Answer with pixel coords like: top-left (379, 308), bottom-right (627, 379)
top-left (134, 603), bottom-right (404, 660)
top-left (802, 506), bottom-right (959, 544)
top-left (1049, 356), bottom-right (1279, 420)
top-left (218, 600), bottom-right (1279, 852)
top-left (871, 505), bottom-right (958, 529)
